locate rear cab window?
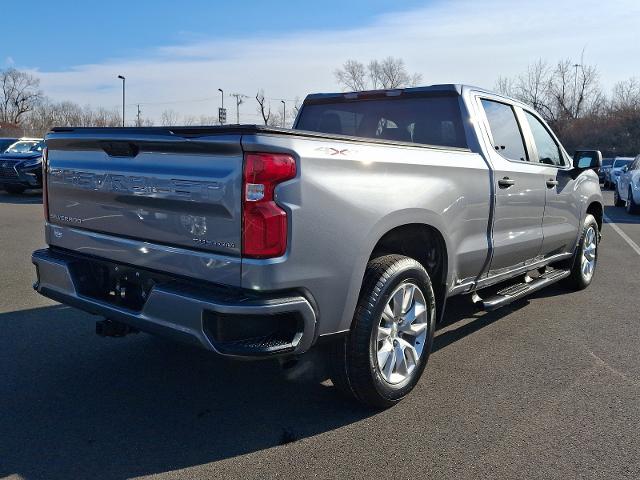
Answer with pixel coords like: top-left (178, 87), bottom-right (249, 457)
top-left (295, 94), bottom-right (468, 149)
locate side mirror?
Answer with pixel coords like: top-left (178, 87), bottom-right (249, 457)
top-left (573, 150), bottom-right (602, 170)
top-left (622, 165), bottom-right (629, 173)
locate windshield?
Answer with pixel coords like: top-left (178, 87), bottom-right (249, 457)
top-left (5, 140), bottom-right (44, 154)
top-left (613, 159), bottom-right (632, 168)
top-left (0, 138), bottom-right (18, 152)
top-left (601, 159), bottom-right (614, 167)
top-left (296, 94), bottom-right (468, 149)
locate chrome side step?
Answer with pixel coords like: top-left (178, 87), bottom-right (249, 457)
top-left (481, 268), bottom-right (570, 311)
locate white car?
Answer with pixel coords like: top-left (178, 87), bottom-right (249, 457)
top-left (615, 154), bottom-right (640, 214)
top-left (607, 157), bottom-right (634, 189)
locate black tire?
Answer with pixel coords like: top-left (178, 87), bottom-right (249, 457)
top-left (3, 185), bottom-right (26, 194)
top-left (626, 187), bottom-right (640, 214)
top-left (327, 255), bottom-right (436, 408)
top-left (614, 185), bottom-right (625, 207)
top-left (562, 214), bottom-right (599, 291)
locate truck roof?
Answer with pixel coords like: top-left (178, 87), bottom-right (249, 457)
top-left (304, 84), bottom-right (463, 103)
top-left (303, 84), bottom-right (523, 108)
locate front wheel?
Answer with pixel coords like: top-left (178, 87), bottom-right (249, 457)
top-left (327, 255), bottom-right (436, 408)
top-left (563, 214), bottom-right (599, 291)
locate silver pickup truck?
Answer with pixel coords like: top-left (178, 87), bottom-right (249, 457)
top-left (32, 84), bottom-right (603, 407)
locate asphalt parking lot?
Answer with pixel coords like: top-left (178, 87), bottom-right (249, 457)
top-left (1, 189), bottom-right (639, 480)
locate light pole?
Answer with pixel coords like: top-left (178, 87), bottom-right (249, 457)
top-left (572, 63), bottom-right (581, 118)
top-left (117, 75), bottom-right (126, 127)
top-left (231, 93), bottom-right (246, 124)
top-left (281, 100), bottom-right (286, 127)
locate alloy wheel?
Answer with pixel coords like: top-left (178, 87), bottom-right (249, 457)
top-left (376, 282), bottom-right (429, 384)
top-left (581, 226), bottom-right (597, 281)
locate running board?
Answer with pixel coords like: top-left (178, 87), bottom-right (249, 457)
top-left (481, 268), bottom-right (570, 311)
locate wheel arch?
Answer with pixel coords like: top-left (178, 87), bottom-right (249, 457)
top-left (586, 200), bottom-right (603, 231)
top-left (369, 223), bottom-right (449, 290)
top-left (360, 218), bottom-right (451, 325)
top-left (335, 210), bottom-right (454, 334)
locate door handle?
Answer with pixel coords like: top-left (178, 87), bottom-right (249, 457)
top-left (498, 177), bottom-right (515, 188)
top-left (546, 179), bottom-right (559, 188)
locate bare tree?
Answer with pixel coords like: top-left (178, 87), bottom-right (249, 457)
top-left (335, 60), bottom-right (368, 91)
top-left (255, 90), bottom-right (272, 125)
top-left (267, 112), bottom-right (282, 127)
top-left (366, 60), bottom-right (381, 89)
top-left (548, 59), bottom-right (597, 120)
top-left (610, 77), bottom-right (640, 111)
top-left (199, 115), bottom-right (218, 125)
top-left (496, 60), bottom-right (555, 120)
top-left (335, 57), bottom-right (422, 91)
top-left (495, 56), bottom-right (640, 156)
top-left (0, 68), bottom-right (43, 124)
top-left (495, 75), bottom-right (517, 97)
top-left (495, 55), bottom-right (602, 124)
top-left (182, 115), bottom-right (199, 126)
top-left (21, 99), bottom-right (122, 136)
top-left (518, 60), bottom-right (554, 119)
top-left (160, 109), bottom-right (180, 126)
top-left (375, 57), bottom-right (422, 89)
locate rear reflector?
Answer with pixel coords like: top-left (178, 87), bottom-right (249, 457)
top-left (242, 152), bottom-right (296, 258)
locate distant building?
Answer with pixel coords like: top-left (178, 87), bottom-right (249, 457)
top-left (0, 122), bottom-right (23, 137)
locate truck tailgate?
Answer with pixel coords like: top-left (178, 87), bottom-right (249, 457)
top-left (45, 131), bottom-right (243, 283)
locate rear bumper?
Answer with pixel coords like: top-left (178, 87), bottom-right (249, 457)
top-left (32, 248), bottom-right (317, 358)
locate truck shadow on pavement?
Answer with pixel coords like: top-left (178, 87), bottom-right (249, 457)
top-left (433, 283), bottom-right (568, 353)
top-left (0, 305), bottom-right (369, 480)
top-left (1, 289), bottom-right (565, 480)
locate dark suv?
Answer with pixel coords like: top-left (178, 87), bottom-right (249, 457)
top-left (0, 138), bottom-right (45, 194)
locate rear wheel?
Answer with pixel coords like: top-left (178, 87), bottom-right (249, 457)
top-left (563, 214), bottom-right (598, 291)
top-left (3, 185), bottom-right (26, 194)
top-left (327, 255), bottom-right (436, 408)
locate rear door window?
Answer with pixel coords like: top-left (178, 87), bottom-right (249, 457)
top-left (480, 99), bottom-right (528, 162)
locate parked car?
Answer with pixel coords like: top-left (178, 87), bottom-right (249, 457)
top-left (32, 85), bottom-right (603, 407)
top-left (0, 137), bottom-right (19, 153)
top-left (605, 157), bottom-right (633, 189)
top-left (615, 154), bottom-right (640, 213)
top-left (0, 138), bottom-right (45, 194)
top-left (599, 157), bottom-right (614, 184)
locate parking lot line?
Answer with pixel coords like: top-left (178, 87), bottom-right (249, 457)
top-left (604, 214), bottom-right (640, 256)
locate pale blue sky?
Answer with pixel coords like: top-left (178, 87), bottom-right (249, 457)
top-left (3, 0), bottom-right (427, 70)
top-left (2, 0), bottom-right (638, 122)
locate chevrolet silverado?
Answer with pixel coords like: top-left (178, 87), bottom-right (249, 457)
top-left (32, 84), bottom-right (603, 407)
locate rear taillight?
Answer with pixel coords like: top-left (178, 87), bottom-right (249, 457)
top-left (42, 146), bottom-right (49, 221)
top-left (242, 152), bottom-right (296, 258)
